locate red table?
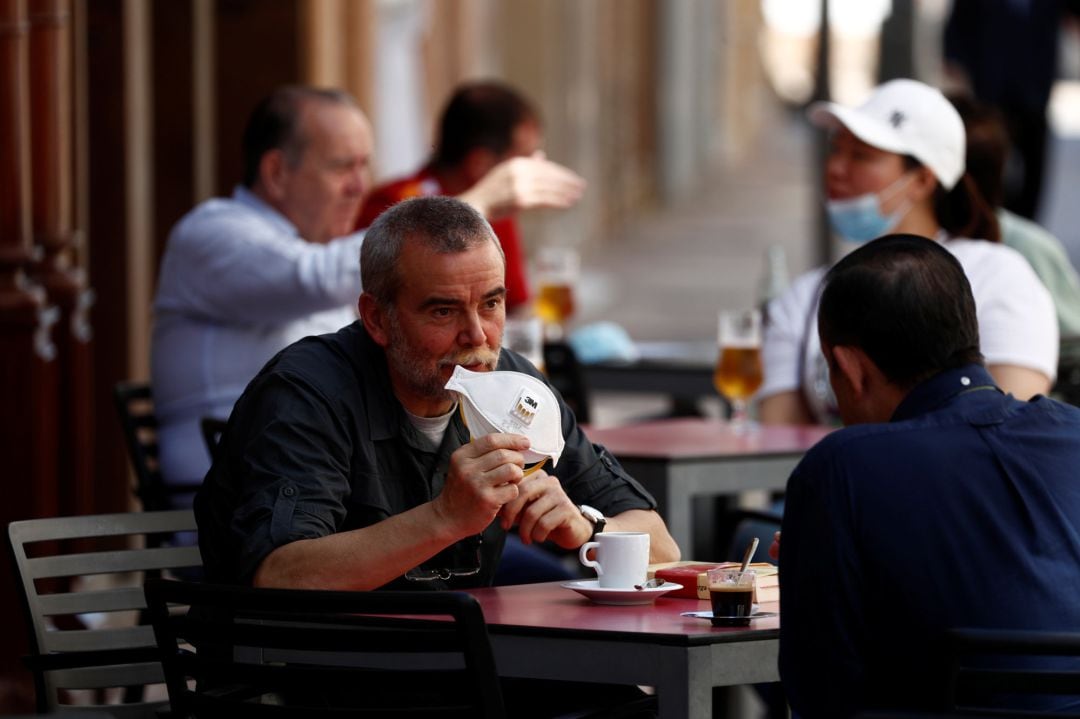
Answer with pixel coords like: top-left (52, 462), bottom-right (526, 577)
top-left (463, 580), bottom-right (780, 719)
top-left (585, 418), bottom-right (832, 556)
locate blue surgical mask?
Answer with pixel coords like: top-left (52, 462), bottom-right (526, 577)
top-left (826, 174), bottom-right (913, 243)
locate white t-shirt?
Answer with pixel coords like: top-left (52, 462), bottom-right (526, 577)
top-left (151, 186), bottom-right (364, 487)
top-left (761, 237), bottom-right (1059, 424)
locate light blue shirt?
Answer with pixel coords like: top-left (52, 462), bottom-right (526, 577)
top-left (151, 186), bottom-right (364, 488)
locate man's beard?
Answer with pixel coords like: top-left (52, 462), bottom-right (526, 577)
top-left (384, 314), bottom-right (501, 405)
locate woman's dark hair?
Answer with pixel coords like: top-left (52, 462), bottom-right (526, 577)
top-left (819, 234), bottom-right (983, 390)
top-left (948, 93), bottom-right (1010, 208)
top-left (901, 155), bottom-right (1000, 243)
top-left (430, 81), bottom-right (539, 170)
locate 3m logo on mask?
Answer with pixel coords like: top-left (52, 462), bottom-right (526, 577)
top-left (513, 389), bottom-right (541, 424)
top-left (889, 110), bottom-right (906, 128)
top-left (444, 365), bottom-right (565, 472)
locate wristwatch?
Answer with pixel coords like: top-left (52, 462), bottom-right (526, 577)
top-left (579, 504), bottom-right (607, 542)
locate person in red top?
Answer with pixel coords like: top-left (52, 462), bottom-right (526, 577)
top-left (357, 81), bottom-right (552, 313)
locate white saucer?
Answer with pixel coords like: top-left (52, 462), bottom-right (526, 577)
top-left (561, 579), bottom-right (684, 606)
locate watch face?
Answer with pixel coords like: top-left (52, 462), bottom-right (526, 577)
top-left (580, 504), bottom-right (603, 523)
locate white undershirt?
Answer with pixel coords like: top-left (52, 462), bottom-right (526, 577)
top-left (405, 404), bottom-right (458, 451)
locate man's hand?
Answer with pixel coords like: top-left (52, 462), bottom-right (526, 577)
top-left (434, 433), bottom-right (529, 538)
top-left (458, 151), bottom-right (586, 219)
top-left (498, 468), bottom-right (591, 549)
top-left (769, 531), bottom-right (781, 561)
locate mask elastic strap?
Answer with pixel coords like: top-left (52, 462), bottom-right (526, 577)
top-left (878, 171), bottom-right (915, 204)
top-left (522, 458), bottom-right (549, 477)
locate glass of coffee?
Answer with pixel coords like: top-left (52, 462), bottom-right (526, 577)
top-left (707, 568), bottom-right (755, 627)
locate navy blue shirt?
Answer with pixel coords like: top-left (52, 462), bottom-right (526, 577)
top-left (779, 364), bottom-right (1080, 718)
top-left (195, 321), bottom-right (657, 587)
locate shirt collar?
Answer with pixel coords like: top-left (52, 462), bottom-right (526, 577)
top-left (347, 322), bottom-right (401, 442)
top-left (232, 185), bottom-right (300, 237)
top-left (348, 322), bottom-right (471, 446)
top-left (890, 364), bottom-right (999, 423)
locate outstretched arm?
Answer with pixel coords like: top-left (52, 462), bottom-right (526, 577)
top-left (458, 151), bottom-right (586, 219)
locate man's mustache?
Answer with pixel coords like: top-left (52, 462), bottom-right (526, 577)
top-left (439, 348), bottom-right (500, 370)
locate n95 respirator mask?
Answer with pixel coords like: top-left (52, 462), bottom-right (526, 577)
top-left (444, 365), bottom-right (565, 471)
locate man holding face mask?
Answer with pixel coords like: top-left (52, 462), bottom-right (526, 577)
top-left (195, 195), bottom-right (678, 591)
top-left (195, 196), bottom-right (677, 715)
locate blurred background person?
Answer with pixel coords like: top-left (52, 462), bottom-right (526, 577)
top-left (951, 92), bottom-right (1080, 337)
top-left (944, 0), bottom-right (1080, 219)
top-left (357, 81), bottom-right (550, 315)
top-left (759, 79), bottom-right (1058, 427)
top-left (151, 86), bottom-right (371, 504)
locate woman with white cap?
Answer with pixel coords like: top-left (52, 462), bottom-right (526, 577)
top-left (759, 78), bottom-right (1058, 425)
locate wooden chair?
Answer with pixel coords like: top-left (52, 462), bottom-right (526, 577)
top-left (947, 627), bottom-right (1080, 716)
top-left (113, 381), bottom-right (194, 514)
top-left (144, 578), bottom-right (506, 718)
top-left (7, 509), bottom-right (202, 717)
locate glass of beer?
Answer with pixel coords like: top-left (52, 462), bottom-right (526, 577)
top-left (714, 309), bottom-right (764, 430)
top-left (503, 316), bottom-right (545, 372)
top-left (533, 247), bottom-right (579, 338)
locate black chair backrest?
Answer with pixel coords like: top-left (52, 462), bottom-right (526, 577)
top-left (1054, 335), bottom-right (1080, 408)
top-left (199, 416), bottom-right (228, 460)
top-left (144, 579), bottom-right (505, 718)
top-left (7, 510), bottom-right (202, 717)
top-left (113, 381), bottom-right (190, 513)
top-left (948, 627), bottom-right (1080, 717)
top-left (543, 341), bottom-right (591, 424)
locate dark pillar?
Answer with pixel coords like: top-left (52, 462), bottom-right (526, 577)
top-left (878, 0), bottom-right (915, 83)
top-left (29, 0), bottom-right (95, 519)
top-left (0, 0), bottom-right (60, 689)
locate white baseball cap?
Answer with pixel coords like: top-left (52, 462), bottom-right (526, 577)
top-left (807, 79), bottom-right (966, 191)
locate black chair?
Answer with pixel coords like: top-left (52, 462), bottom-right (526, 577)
top-left (7, 510), bottom-right (202, 717)
top-left (947, 627), bottom-right (1080, 717)
top-left (144, 578), bottom-right (505, 718)
top-left (721, 507), bottom-right (783, 562)
top-left (543, 340), bottom-right (591, 424)
top-left (1054, 335), bottom-right (1080, 407)
top-left (113, 381), bottom-right (193, 514)
top-left (199, 416), bottom-right (228, 461)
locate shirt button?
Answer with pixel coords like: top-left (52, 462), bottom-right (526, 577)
top-left (282, 486), bottom-right (296, 497)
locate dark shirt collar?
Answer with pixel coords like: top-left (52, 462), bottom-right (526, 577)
top-left (347, 321), bottom-right (405, 442)
top-left (890, 364), bottom-right (999, 423)
top-left (349, 321), bottom-right (476, 446)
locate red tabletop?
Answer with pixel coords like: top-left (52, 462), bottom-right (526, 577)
top-left (462, 581), bottom-right (779, 645)
top-left (584, 418), bottom-right (832, 460)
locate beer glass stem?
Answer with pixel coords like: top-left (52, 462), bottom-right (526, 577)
top-left (730, 398), bottom-right (750, 431)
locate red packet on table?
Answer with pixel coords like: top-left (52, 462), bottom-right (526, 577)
top-left (647, 561), bottom-right (779, 602)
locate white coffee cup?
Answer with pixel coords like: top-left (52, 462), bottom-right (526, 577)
top-left (578, 532), bottom-right (650, 588)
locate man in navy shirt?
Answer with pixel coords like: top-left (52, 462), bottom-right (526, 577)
top-left (779, 234), bottom-right (1080, 718)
